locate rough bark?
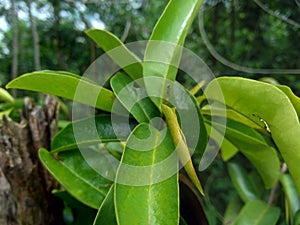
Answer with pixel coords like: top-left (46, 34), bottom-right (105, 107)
top-left (0, 95), bottom-right (64, 225)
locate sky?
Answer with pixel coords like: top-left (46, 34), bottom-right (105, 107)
top-left (0, 1), bottom-right (105, 43)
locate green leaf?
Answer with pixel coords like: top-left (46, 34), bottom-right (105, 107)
top-left (51, 115), bottom-right (136, 153)
top-left (6, 70), bottom-right (115, 112)
top-left (220, 137), bottom-right (239, 161)
top-left (93, 185), bottom-right (117, 225)
top-left (205, 77), bottom-right (300, 193)
top-left (53, 190), bottom-right (97, 225)
top-left (144, 0), bottom-right (203, 108)
top-left (0, 99), bottom-right (23, 111)
top-left (280, 174), bottom-right (300, 223)
top-left (294, 210), bottom-right (300, 225)
top-left (0, 87), bottom-right (14, 103)
top-left (180, 217), bottom-right (189, 225)
top-left (115, 123), bottom-right (179, 225)
top-left (39, 148), bottom-right (112, 209)
top-left (223, 194), bottom-right (243, 225)
top-left (227, 162), bottom-right (259, 203)
top-left (204, 122), bottom-right (238, 161)
top-left (232, 200), bottom-right (280, 225)
top-left (201, 104), bottom-right (263, 131)
top-left (162, 104), bottom-right (204, 196)
top-left (276, 84), bottom-right (300, 117)
top-left (212, 118), bottom-right (280, 188)
top-left (86, 29), bottom-right (142, 80)
top-left (0, 108), bottom-right (13, 119)
top-left (110, 72), bottom-right (160, 123)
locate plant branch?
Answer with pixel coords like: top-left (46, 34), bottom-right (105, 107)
top-left (268, 163), bottom-right (288, 205)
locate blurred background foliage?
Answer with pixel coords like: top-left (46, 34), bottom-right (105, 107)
top-left (1, 0), bottom-right (300, 95)
top-left (0, 1), bottom-right (300, 224)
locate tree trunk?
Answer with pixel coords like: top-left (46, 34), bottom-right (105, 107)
top-left (0, 95), bottom-right (64, 225)
top-left (10, 0), bottom-right (18, 98)
top-left (26, 0), bottom-right (41, 71)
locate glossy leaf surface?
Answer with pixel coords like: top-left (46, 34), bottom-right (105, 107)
top-left (144, 0), bottom-right (203, 107)
top-left (93, 185), bottom-right (117, 225)
top-left (6, 70), bottom-right (115, 112)
top-left (110, 72), bottom-right (160, 123)
top-left (115, 123), bottom-right (179, 225)
top-left (276, 84), bottom-right (300, 117)
top-left (205, 77), bottom-right (300, 193)
top-left (86, 29), bottom-right (142, 80)
top-left (51, 115), bottom-right (135, 152)
top-left (212, 118), bottom-right (280, 188)
top-left (201, 104), bottom-right (263, 131)
top-left (232, 200), bottom-right (280, 225)
top-left (39, 148), bottom-right (111, 209)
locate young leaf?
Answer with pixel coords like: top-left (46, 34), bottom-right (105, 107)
top-left (86, 29), bottom-right (142, 80)
top-left (162, 104), bottom-right (204, 196)
top-left (110, 72), bottom-right (160, 123)
top-left (39, 148), bottom-right (112, 209)
top-left (51, 115), bottom-right (136, 153)
top-left (232, 200), bottom-right (280, 225)
top-left (115, 123), bottom-right (179, 225)
top-left (205, 77), bottom-right (300, 194)
top-left (144, 0), bottom-right (203, 108)
top-left (0, 87), bottom-right (14, 103)
top-left (93, 185), bottom-right (117, 225)
top-left (6, 70), bottom-right (115, 112)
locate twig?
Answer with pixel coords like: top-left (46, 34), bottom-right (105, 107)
top-left (198, 7), bottom-right (300, 74)
top-left (268, 163), bottom-right (288, 205)
top-left (121, 18), bottom-right (131, 42)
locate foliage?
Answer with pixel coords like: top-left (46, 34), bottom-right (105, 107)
top-left (5, 0), bottom-right (300, 225)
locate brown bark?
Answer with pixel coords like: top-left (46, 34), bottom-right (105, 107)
top-left (0, 95), bottom-right (64, 225)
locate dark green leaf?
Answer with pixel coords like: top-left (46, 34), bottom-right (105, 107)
top-left (39, 148), bottom-right (112, 209)
top-left (223, 194), bottom-right (244, 225)
top-left (53, 190), bottom-right (97, 225)
top-left (110, 72), bottom-right (160, 123)
top-left (144, 0), bottom-right (203, 108)
top-left (93, 185), bottom-right (117, 225)
top-left (86, 29), bottom-right (142, 80)
top-left (51, 115), bottom-right (136, 153)
top-left (115, 123), bottom-right (179, 225)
